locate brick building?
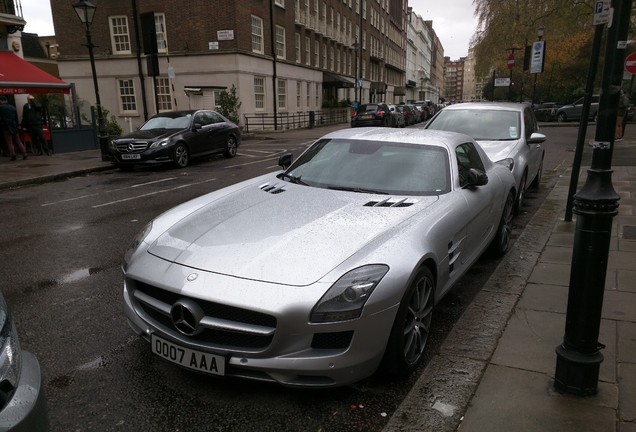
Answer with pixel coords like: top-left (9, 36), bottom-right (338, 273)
top-left (49, 0), bottom-right (409, 130)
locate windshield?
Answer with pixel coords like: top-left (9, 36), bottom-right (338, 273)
top-left (282, 138), bottom-right (450, 196)
top-left (140, 114), bottom-right (192, 130)
top-left (427, 109), bottom-right (521, 140)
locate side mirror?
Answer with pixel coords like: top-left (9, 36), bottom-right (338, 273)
top-left (528, 132), bottom-right (546, 144)
top-left (466, 168), bottom-right (488, 187)
top-left (192, 122), bottom-right (203, 131)
top-left (278, 153), bottom-right (293, 169)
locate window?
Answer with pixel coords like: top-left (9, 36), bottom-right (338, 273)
top-left (155, 77), bottom-right (172, 111)
top-left (252, 15), bottom-right (263, 53)
top-left (297, 81), bottom-right (302, 109)
top-left (118, 79), bottom-right (137, 113)
top-left (456, 143), bottom-right (485, 188)
top-left (305, 36), bottom-right (311, 65)
top-left (109, 16), bottom-right (131, 54)
top-left (154, 13), bottom-right (167, 53)
top-left (322, 42), bottom-right (326, 68)
top-left (213, 90), bottom-right (223, 110)
top-left (314, 40), bottom-right (320, 67)
top-left (306, 81), bottom-right (311, 108)
top-left (315, 82), bottom-right (320, 106)
top-left (295, 33), bottom-right (301, 63)
top-left (276, 26), bottom-right (286, 59)
top-left (329, 46), bottom-right (334, 70)
top-left (278, 79), bottom-right (287, 110)
top-left (254, 76), bottom-right (265, 111)
top-left (274, 0), bottom-right (285, 6)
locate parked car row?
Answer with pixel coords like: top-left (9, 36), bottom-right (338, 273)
top-left (351, 102), bottom-right (439, 128)
top-left (532, 95), bottom-right (604, 123)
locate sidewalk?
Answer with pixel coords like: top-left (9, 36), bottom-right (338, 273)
top-left (385, 144), bottom-right (636, 431)
top-left (1, 125), bottom-right (634, 431)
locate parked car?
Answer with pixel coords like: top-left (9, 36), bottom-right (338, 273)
top-left (386, 104), bottom-right (406, 127)
top-left (351, 103), bottom-right (392, 127)
top-left (533, 102), bottom-right (560, 122)
top-left (109, 110), bottom-right (241, 170)
top-left (555, 95), bottom-right (600, 122)
top-left (426, 102), bottom-right (545, 214)
top-left (0, 291), bottom-right (48, 431)
top-left (395, 104), bottom-right (416, 126)
top-left (413, 104), bottom-right (427, 122)
top-left (122, 128), bottom-right (516, 388)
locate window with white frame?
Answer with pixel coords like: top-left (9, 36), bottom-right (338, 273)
top-left (118, 79), bottom-right (137, 112)
top-left (322, 42), bottom-right (326, 68)
top-left (155, 77), bottom-right (172, 111)
top-left (274, 0), bottom-right (285, 6)
top-left (275, 25), bottom-right (286, 59)
top-left (305, 36), bottom-right (311, 65)
top-left (296, 81), bottom-right (302, 109)
top-left (254, 76), bottom-right (265, 111)
top-left (315, 82), bottom-right (320, 107)
top-left (329, 46), bottom-right (334, 70)
top-left (314, 40), bottom-right (320, 67)
top-left (295, 33), bottom-right (301, 63)
top-left (277, 79), bottom-right (286, 110)
top-left (213, 90), bottom-right (223, 110)
top-left (306, 81), bottom-right (311, 107)
top-left (109, 16), bottom-right (131, 54)
top-left (252, 15), bottom-right (264, 54)
top-left (154, 13), bottom-right (167, 53)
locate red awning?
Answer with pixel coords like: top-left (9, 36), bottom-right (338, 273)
top-left (0, 50), bottom-right (70, 95)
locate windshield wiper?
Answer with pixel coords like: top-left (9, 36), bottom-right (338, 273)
top-left (327, 186), bottom-right (388, 194)
top-left (279, 173), bottom-right (308, 185)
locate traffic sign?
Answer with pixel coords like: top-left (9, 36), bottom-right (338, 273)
top-left (593, 0), bottom-right (610, 25)
top-left (625, 52), bottom-right (636, 74)
top-left (507, 53), bottom-right (515, 70)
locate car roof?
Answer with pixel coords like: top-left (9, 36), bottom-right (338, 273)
top-left (441, 102), bottom-right (529, 112)
top-left (318, 127), bottom-right (475, 151)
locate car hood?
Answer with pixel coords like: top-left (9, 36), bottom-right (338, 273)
top-left (114, 129), bottom-right (181, 142)
top-left (476, 139), bottom-right (521, 163)
top-left (147, 181), bottom-right (437, 285)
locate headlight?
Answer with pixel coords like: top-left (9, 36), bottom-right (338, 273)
top-left (310, 265), bottom-right (389, 323)
top-left (0, 295), bottom-right (22, 408)
top-left (496, 158), bottom-right (515, 171)
top-left (149, 139), bottom-right (170, 149)
top-left (123, 221), bottom-right (153, 271)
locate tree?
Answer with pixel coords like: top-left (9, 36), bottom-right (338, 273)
top-left (217, 85), bottom-right (242, 126)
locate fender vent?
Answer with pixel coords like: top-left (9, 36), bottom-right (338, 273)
top-left (364, 198), bottom-right (414, 207)
top-left (260, 183), bottom-right (286, 194)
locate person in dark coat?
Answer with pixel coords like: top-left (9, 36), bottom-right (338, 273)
top-left (22, 95), bottom-right (51, 155)
top-left (0, 95), bottom-right (28, 161)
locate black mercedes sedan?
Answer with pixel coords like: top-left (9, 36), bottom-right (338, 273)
top-left (109, 110), bottom-right (241, 170)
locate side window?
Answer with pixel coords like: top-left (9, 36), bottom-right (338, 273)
top-left (194, 112), bottom-right (212, 126)
top-left (524, 108), bottom-right (536, 138)
top-left (209, 112), bottom-right (224, 124)
top-left (456, 143), bottom-right (485, 187)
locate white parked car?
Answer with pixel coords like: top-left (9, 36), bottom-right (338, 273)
top-left (122, 128), bottom-right (516, 387)
top-left (426, 102), bottom-right (546, 214)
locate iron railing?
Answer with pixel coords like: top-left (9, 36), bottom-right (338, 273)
top-left (243, 109), bottom-right (350, 133)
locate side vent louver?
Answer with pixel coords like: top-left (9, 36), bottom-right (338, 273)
top-left (364, 198), bottom-right (414, 207)
top-left (260, 183), bottom-right (286, 194)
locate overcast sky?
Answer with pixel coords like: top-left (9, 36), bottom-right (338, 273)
top-left (20, 0), bottom-right (476, 60)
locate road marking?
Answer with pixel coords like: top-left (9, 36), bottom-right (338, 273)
top-left (92, 178), bottom-right (216, 208)
top-left (41, 177), bottom-right (178, 207)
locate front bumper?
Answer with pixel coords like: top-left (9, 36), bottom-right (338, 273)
top-left (0, 351), bottom-right (48, 431)
top-left (109, 146), bottom-right (175, 165)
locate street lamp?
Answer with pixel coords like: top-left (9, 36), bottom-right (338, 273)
top-left (352, 38), bottom-right (359, 108)
top-left (73, 0), bottom-right (110, 161)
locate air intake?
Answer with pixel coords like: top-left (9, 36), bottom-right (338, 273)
top-left (364, 198), bottom-right (414, 207)
top-left (259, 183), bottom-right (286, 194)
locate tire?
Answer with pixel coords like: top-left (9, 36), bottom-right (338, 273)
top-left (490, 190), bottom-right (515, 257)
top-left (529, 157), bottom-right (543, 190)
top-left (513, 172), bottom-right (527, 215)
top-left (173, 143), bottom-right (189, 168)
top-left (382, 266), bottom-right (435, 376)
top-left (223, 135), bottom-right (238, 158)
top-left (557, 112), bottom-right (567, 123)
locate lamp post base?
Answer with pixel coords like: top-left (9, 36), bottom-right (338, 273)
top-left (554, 344), bottom-right (603, 396)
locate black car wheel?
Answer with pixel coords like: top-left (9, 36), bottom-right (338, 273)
top-left (382, 266), bottom-right (435, 376)
top-left (173, 143), bottom-right (189, 168)
top-left (557, 112), bottom-right (567, 123)
top-left (490, 190), bottom-right (515, 257)
top-left (224, 135), bottom-right (238, 158)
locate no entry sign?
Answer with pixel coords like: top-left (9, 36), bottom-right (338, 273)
top-left (625, 52), bottom-right (636, 74)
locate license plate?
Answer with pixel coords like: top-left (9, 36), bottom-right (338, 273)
top-left (151, 335), bottom-right (226, 376)
top-left (121, 153), bottom-right (141, 160)
top-left (360, 114), bottom-right (373, 120)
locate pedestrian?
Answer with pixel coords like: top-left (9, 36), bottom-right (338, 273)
top-left (0, 95), bottom-right (28, 161)
top-left (616, 89), bottom-right (630, 141)
top-left (22, 95), bottom-right (51, 155)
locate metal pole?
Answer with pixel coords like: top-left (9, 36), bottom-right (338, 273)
top-left (354, 38), bottom-right (358, 106)
top-left (84, 23), bottom-right (109, 161)
top-left (554, 0), bottom-right (631, 396)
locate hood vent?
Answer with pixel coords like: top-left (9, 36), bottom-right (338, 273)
top-left (364, 198), bottom-right (414, 207)
top-left (260, 183), bottom-right (286, 194)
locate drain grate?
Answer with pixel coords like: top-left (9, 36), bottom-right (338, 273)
top-left (623, 225), bottom-right (636, 240)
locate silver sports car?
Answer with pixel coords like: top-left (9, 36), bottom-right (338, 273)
top-left (122, 128), bottom-right (516, 388)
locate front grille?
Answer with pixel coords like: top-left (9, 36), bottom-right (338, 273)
top-left (115, 142), bottom-right (148, 153)
top-left (131, 280), bottom-right (277, 352)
